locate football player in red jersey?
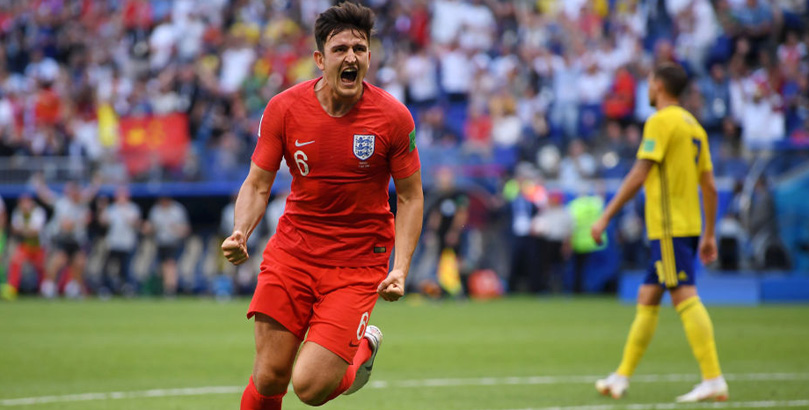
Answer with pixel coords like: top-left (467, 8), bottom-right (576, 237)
top-left (222, 3), bottom-right (423, 409)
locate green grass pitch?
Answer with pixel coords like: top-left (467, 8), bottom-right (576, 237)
top-left (1, 297), bottom-right (808, 409)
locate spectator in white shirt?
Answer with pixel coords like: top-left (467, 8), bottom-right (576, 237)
top-left (149, 16), bottom-right (177, 72)
top-left (219, 31), bottom-right (256, 94)
top-left (559, 139), bottom-right (596, 191)
top-left (549, 51), bottom-right (581, 138)
top-left (100, 187), bottom-right (142, 296)
top-left (404, 46), bottom-right (440, 106)
top-left (35, 178), bottom-right (99, 299)
top-left (144, 196), bottom-right (189, 296)
top-left (439, 41), bottom-right (473, 102)
top-left (431, 0), bottom-right (466, 45)
top-left (741, 86), bottom-right (784, 150)
top-left (531, 191), bottom-right (573, 293)
top-left (458, 0), bottom-right (496, 52)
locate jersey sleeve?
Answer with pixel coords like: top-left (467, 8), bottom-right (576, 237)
top-left (697, 129), bottom-right (713, 173)
top-left (251, 97), bottom-right (286, 172)
top-left (637, 114), bottom-right (669, 163)
top-left (388, 106), bottom-right (420, 179)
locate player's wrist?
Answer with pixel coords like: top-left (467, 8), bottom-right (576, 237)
top-left (390, 267), bottom-right (408, 277)
top-left (596, 215), bottom-right (609, 227)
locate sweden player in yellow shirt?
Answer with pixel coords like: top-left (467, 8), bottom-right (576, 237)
top-left (590, 63), bottom-right (728, 402)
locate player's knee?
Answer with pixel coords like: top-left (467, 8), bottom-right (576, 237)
top-left (291, 376), bottom-right (332, 406)
top-left (253, 365), bottom-right (292, 396)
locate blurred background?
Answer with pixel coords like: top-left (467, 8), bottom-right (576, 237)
top-left (0, 0), bottom-right (807, 303)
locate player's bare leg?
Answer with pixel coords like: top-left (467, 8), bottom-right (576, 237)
top-left (291, 324), bottom-right (381, 406)
top-left (671, 285), bottom-right (727, 402)
top-left (670, 284), bottom-right (697, 306)
top-left (597, 285), bottom-right (664, 398)
top-left (253, 314), bottom-right (300, 394)
top-left (637, 284), bottom-right (665, 306)
top-left (292, 342), bottom-right (350, 405)
top-left (243, 313), bottom-right (300, 410)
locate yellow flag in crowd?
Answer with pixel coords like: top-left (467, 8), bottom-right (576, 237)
top-left (438, 249), bottom-right (463, 296)
top-left (97, 103), bottom-right (119, 148)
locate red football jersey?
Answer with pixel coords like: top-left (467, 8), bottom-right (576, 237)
top-left (252, 78), bottom-right (420, 267)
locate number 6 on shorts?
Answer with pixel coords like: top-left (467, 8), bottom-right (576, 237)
top-left (356, 311), bottom-right (369, 341)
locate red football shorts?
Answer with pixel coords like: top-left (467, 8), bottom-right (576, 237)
top-left (247, 247), bottom-right (388, 363)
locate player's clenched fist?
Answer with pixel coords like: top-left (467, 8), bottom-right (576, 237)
top-left (590, 217), bottom-right (607, 245)
top-left (377, 269), bottom-right (406, 302)
top-left (699, 234), bottom-right (718, 265)
top-left (222, 230), bottom-right (249, 265)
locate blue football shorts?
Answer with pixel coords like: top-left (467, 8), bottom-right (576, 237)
top-left (643, 236), bottom-right (699, 289)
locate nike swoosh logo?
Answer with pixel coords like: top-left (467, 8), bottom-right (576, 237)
top-left (295, 140), bottom-right (315, 147)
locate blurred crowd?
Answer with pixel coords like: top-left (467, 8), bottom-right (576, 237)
top-left (0, 181), bottom-right (292, 299)
top-left (0, 178), bottom-right (190, 298)
top-left (0, 165), bottom-right (789, 300)
top-left (0, 0), bottom-right (805, 182)
top-left (0, 0), bottom-right (807, 299)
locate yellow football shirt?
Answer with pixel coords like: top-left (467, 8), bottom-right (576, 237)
top-left (637, 105), bottom-right (712, 240)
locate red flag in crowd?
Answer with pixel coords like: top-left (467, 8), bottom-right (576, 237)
top-left (119, 113), bottom-right (190, 176)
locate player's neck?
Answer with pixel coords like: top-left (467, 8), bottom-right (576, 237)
top-left (654, 95), bottom-right (679, 111)
top-left (314, 78), bottom-right (363, 117)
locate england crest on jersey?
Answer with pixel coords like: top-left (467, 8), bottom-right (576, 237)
top-left (353, 134), bottom-right (375, 160)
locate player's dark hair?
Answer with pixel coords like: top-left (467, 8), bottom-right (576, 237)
top-left (653, 63), bottom-right (689, 98)
top-left (314, 1), bottom-right (375, 53)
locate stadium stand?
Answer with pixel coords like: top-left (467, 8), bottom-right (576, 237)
top-left (0, 0), bottom-right (806, 300)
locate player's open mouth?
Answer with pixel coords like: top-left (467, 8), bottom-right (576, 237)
top-left (340, 67), bottom-right (358, 85)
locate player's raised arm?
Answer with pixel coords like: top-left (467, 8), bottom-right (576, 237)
top-left (222, 161), bottom-right (276, 265)
top-left (591, 159), bottom-right (654, 244)
top-left (378, 170), bottom-right (423, 301)
top-left (699, 170), bottom-right (718, 265)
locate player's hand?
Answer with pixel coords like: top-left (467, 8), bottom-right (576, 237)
top-left (590, 217), bottom-right (608, 245)
top-left (377, 269), bottom-right (406, 302)
top-left (699, 234), bottom-right (718, 265)
top-left (222, 230), bottom-right (249, 265)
